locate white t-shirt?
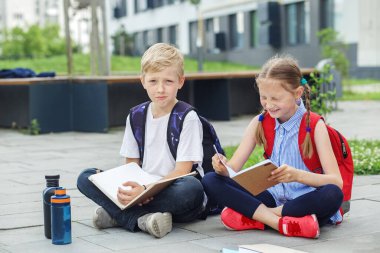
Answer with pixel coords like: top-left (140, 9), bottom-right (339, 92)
top-left (120, 103), bottom-right (204, 178)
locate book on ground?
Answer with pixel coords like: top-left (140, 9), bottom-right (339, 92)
top-left (89, 162), bottom-right (196, 209)
top-left (239, 244), bottom-right (308, 253)
top-left (230, 159), bottom-right (278, 196)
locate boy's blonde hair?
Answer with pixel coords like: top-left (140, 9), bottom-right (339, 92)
top-left (141, 43), bottom-right (184, 77)
top-left (255, 55), bottom-right (314, 158)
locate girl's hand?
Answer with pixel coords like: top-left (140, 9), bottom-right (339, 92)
top-left (117, 181), bottom-right (145, 205)
top-left (268, 164), bottom-right (301, 183)
top-left (211, 154), bottom-right (230, 177)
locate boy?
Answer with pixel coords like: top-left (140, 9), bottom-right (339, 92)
top-left (77, 43), bottom-right (205, 238)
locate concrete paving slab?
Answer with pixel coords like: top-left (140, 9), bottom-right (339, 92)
top-left (115, 241), bottom-right (217, 253)
top-left (1, 101), bottom-right (380, 252)
top-left (296, 232), bottom-right (380, 253)
top-left (80, 227), bottom-right (210, 251)
top-left (2, 238), bottom-right (114, 253)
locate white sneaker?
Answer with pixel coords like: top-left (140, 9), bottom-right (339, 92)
top-left (137, 212), bottom-right (172, 238)
top-left (93, 207), bottom-right (118, 229)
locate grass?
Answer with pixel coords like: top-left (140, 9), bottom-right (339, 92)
top-left (0, 54), bottom-right (258, 75)
top-left (340, 78), bottom-right (380, 101)
top-left (340, 91), bottom-right (380, 101)
top-left (223, 139), bottom-right (380, 175)
top-left (343, 78), bottom-right (380, 86)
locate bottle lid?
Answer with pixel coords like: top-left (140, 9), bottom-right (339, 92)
top-left (55, 188), bottom-right (66, 195)
top-left (51, 198), bottom-right (70, 204)
top-left (51, 187), bottom-right (70, 204)
top-left (45, 175), bottom-right (60, 180)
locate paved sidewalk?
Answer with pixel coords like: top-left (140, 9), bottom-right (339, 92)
top-left (1, 101), bottom-right (380, 253)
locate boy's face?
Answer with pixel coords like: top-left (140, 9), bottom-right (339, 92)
top-left (141, 65), bottom-right (185, 114)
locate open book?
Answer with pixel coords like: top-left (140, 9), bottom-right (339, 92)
top-left (213, 145), bottom-right (278, 195)
top-left (89, 162), bottom-right (196, 209)
top-left (227, 159), bottom-right (278, 196)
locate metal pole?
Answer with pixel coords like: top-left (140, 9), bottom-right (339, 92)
top-left (101, 0), bottom-right (110, 75)
top-left (196, 5), bottom-right (203, 72)
top-left (63, 0), bottom-right (73, 75)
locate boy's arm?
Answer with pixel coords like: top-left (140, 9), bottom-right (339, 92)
top-left (160, 161), bottom-right (193, 180)
top-left (126, 157), bottom-right (140, 164)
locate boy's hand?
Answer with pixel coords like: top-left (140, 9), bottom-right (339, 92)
top-left (117, 181), bottom-right (145, 205)
top-left (268, 164), bottom-right (300, 183)
top-left (211, 154), bottom-right (230, 177)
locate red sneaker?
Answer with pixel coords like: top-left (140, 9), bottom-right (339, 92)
top-left (220, 207), bottom-right (265, 231)
top-left (279, 214), bottom-right (320, 239)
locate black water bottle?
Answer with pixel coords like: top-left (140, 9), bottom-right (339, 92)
top-left (43, 175), bottom-right (60, 239)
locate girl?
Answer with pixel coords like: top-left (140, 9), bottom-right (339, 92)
top-left (202, 55), bottom-right (343, 239)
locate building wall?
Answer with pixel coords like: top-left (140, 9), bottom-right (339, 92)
top-left (109, 0), bottom-right (380, 78)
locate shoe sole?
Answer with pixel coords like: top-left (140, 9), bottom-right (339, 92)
top-left (93, 207), bottom-right (116, 229)
top-left (220, 208), bottom-right (264, 231)
top-left (147, 212), bottom-right (172, 238)
top-left (220, 218), bottom-right (236, 231)
top-left (311, 214), bottom-right (320, 239)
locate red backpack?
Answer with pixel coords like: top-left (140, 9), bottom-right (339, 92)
top-left (261, 111), bottom-right (354, 216)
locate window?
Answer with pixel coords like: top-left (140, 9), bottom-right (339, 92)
top-left (134, 32), bottom-right (144, 55)
top-left (249, 11), bottom-right (259, 48)
top-left (169, 25), bottom-right (177, 46)
top-left (142, 30), bottom-right (149, 50)
top-left (14, 13), bottom-right (23, 20)
top-left (189, 21), bottom-right (197, 54)
top-left (286, 2), bottom-right (306, 45)
top-left (135, 0), bottom-right (147, 13)
top-left (320, 0), bottom-right (334, 29)
top-left (205, 18), bottom-right (215, 53)
top-left (114, 0), bottom-right (127, 19)
top-left (156, 28), bottom-right (163, 42)
top-left (228, 12), bottom-right (244, 49)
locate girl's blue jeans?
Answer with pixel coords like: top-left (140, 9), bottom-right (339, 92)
top-left (202, 172), bottom-right (343, 227)
top-left (77, 168), bottom-right (205, 232)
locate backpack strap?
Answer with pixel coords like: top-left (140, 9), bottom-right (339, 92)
top-left (167, 101), bottom-right (194, 160)
top-left (129, 101), bottom-right (151, 163)
top-left (298, 112), bottom-right (323, 174)
top-left (261, 111), bottom-right (323, 174)
top-left (262, 112), bottom-right (276, 159)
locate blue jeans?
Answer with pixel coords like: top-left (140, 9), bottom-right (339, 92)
top-left (77, 168), bottom-right (205, 232)
top-left (202, 172), bottom-right (343, 226)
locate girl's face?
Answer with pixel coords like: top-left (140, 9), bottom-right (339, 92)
top-left (258, 79), bottom-right (303, 123)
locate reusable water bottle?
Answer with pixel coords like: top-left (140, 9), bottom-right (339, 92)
top-left (51, 187), bottom-right (72, 245)
top-left (43, 175), bottom-right (60, 239)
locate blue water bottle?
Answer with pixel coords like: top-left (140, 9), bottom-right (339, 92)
top-left (51, 187), bottom-right (72, 245)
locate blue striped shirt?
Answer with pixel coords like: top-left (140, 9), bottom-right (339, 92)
top-left (267, 101), bottom-right (342, 224)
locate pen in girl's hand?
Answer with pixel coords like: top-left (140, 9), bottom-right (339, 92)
top-left (212, 145), bottom-right (237, 177)
top-left (213, 144), bottom-right (224, 162)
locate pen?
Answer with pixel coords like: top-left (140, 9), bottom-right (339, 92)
top-left (213, 144), bottom-right (237, 177)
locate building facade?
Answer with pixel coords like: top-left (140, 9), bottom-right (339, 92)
top-left (0, 0), bottom-right (61, 29)
top-left (109, 0), bottom-right (380, 78)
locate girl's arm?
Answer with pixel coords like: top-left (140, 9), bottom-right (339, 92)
top-left (294, 120), bottom-right (343, 188)
top-left (227, 115), bottom-right (260, 172)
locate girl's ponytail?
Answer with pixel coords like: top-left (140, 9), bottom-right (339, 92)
top-left (255, 111), bottom-right (267, 148)
top-left (302, 82), bottom-right (313, 158)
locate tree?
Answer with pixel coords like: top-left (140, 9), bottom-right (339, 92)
top-left (111, 29), bottom-right (134, 56)
top-left (0, 24), bottom-right (66, 58)
top-left (317, 28), bottom-right (350, 79)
